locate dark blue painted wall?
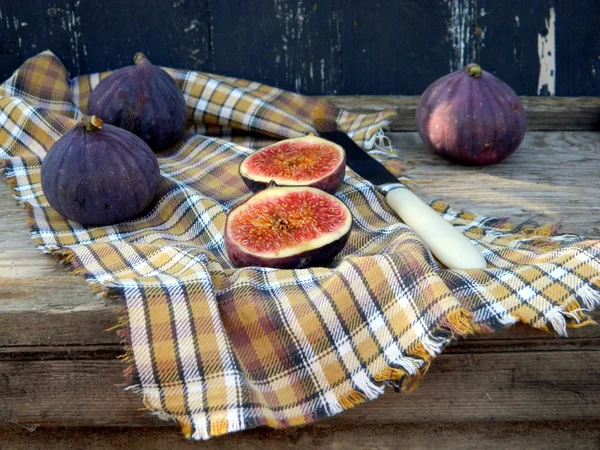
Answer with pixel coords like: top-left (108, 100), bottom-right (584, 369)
top-left (0, 0), bottom-right (598, 96)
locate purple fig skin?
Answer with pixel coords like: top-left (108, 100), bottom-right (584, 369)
top-left (416, 64), bottom-right (527, 165)
top-left (41, 117), bottom-right (161, 226)
top-left (224, 185), bottom-right (352, 269)
top-left (87, 53), bottom-right (188, 152)
top-left (238, 135), bottom-right (346, 194)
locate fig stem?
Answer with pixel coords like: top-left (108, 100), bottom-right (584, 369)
top-left (83, 115), bottom-right (103, 131)
top-left (134, 52), bottom-right (147, 65)
top-left (466, 63), bottom-right (483, 78)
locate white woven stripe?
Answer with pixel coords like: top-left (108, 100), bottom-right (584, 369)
top-left (449, 269), bottom-right (517, 326)
top-left (5, 100), bottom-right (51, 159)
top-left (198, 267), bottom-right (246, 430)
top-left (343, 261), bottom-right (394, 348)
top-left (162, 277), bottom-right (206, 408)
top-left (158, 136), bottom-right (219, 168)
top-left (263, 270), bottom-right (333, 416)
top-left (124, 281), bottom-right (159, 386)
top-left (161, 149), bottom-right (244, 187)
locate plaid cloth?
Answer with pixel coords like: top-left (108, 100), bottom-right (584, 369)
top-left (1, 51), bottom-right (599, 440)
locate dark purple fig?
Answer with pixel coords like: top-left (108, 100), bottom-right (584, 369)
top-left (416, 63), bottom-right (527, 165)
top-left (224, 185), bottom-right (352, 269)
top-left (239, 135), bottom-right (346, 194)
top-left (41, 116), bottom-right (161, 226)
top-left (87, 52), bottom-right (187, 151)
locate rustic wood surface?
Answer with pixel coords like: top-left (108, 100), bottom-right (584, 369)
top-left (2, 421), bottom-right (600, 450)
top-left (2, 351), bottom-right (600, 428)
top-left (0, 99), bottom-right (599, 447)
top-left (327, 96), bottom-right (600, 132)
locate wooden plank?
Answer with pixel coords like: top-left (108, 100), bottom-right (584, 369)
top-left (1, 351), bottom-right (600, 428)
top-left (2, 2), bottom-right (599, 96)
top-left (209, 0), bottom-right (344, 94)
top-left (75, 0), bottom-right (212, 74)
top-left (477, 0), bottom-right (549, 96)
top-left (0, 311), bottom-right (120, 347)
top-left (388, 131), bottom-right (600, 237)
top-left (554, 0), bottom-right (600, 96)
top-left (2, 421), bottom-right (600, 449)
top-left (0, 0), bottom-right (212, 77)
top-left (338, 0), bottom-right (460, 96)
top-left (1, 130), bottom-right (599, 348)
top-left (325, 96), bottom-right (600, 131)
top-left (0, 0), bottom-right (77, 75)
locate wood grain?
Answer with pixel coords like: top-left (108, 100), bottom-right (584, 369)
top-left (391, 131), bottom-right (600, 237)
top-left (326, 96), bottom-right (600, 131)
top-left (2, 2), bottom-right (599, 96)
top-left (0, 123), bottom-right (599, 439)
top-left (0, 130), bottom-right (598, 349)
top-left (1, 351), bottom-right (600, 428)
top-left (3, 421), bottom-right (600, 450)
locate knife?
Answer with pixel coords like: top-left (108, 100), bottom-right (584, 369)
top-left (313, 119), bottom-right (487, 270)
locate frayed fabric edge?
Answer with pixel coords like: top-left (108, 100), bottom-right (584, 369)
top-left (543, 278), bottom-right (600, 336)
top-left (3, 157), bottom-right (600, 441)
top-left (362, 121), bottom-right (393, 151)
top-left (143, 308), bottom-right (479, 441)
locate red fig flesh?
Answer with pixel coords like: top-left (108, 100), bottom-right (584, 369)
top-left (416, 63), bottom-right (527, 165)
top-left (239, 135), bottom-right (346, 194)
top-left (224, 185), bottom-right (352, 269)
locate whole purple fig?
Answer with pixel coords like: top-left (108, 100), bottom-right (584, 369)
top-left (88, 53), bottom-right (188, 151)
top-left (416, 64), bottom-right (527, 165)
top-left (41, 116), bottom-right (161, 226)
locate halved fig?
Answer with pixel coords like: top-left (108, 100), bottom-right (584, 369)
top-left (224, 185), bottom-right (352, 269)
top-left (239, 135), bottom-right (346, 194)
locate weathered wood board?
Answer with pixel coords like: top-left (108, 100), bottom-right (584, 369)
top-left (1, 128), bottom-right (599, 433)
top-left (2, 421), bottom-right (600, 449)
top-left (1, 130), bottom-right (599, 347)
top-left (1, 1), bottom-right (599, 95)
top-left (2, 351), bottom-right (600, 428)
top-left (327, 96), bottom-right (600, 131)
top-left (0, 96), bottom-right (598, 447)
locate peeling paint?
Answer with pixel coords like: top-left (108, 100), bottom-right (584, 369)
top-left (447, 0), bottom-right (477, 71)
top-left (537, 7), bottom-right (556, 96)
top-left (184, 19), bottom-right (199, 33)
top-left (320, 58), bottom-right (325, 92)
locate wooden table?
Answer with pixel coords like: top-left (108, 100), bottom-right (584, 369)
top-left (1, 97), bottom-right (600, 449)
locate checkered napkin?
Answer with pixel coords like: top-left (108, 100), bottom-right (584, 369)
top-left (1, 51), bottom-right (599, 440)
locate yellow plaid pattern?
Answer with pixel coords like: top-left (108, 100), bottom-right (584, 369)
top-left (1, 51), bottom-right (599, 440)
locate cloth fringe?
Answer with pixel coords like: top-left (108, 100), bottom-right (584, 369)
top-left (2, 125), bottom-right (600, 441)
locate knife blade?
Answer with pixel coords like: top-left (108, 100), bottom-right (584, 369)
top-left (313, 119), bottom-right (487, 270)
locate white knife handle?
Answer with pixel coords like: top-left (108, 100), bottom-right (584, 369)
top-left (385, 188), bottom-right (487, 270)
